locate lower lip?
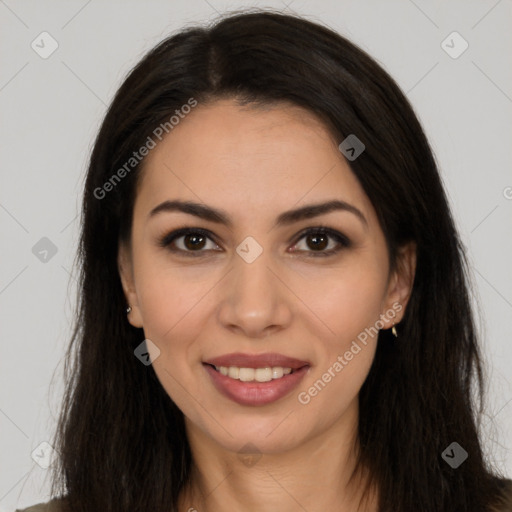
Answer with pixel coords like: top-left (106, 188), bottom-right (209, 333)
top-left (203, 364), bottom-right (310, 406)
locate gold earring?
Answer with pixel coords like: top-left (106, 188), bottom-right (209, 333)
top-left (126, 306), bottom-right (132, 314)
top-left (391, 323), bottom-right (398, 338)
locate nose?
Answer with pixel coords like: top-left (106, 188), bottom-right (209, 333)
top-left (216, 245), bottom-right (293, 339)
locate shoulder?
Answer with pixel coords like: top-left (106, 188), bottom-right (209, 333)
top-left (15, 497), bottom-right (64, 512)
top-left (489, 478), bottom-right (512, 512)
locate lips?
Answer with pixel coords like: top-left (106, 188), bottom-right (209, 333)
top-left (202, 352), bottom-right (311, 406)
top-left (203, 363), bottom-right (310, 406)
top-left (204, 352), bottom-right (310, 369)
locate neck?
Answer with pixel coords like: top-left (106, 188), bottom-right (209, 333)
top-left (178, 399), bottom-right (378, 512)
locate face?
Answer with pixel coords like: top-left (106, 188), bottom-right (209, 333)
top-left (118, 99), bottom-right (415, 456)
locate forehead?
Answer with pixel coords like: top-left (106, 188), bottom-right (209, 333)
top-left (133, 99), bottom-right (376, 229)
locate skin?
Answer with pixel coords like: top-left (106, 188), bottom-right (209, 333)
top-left (118, 99), bottom-right (416, 512)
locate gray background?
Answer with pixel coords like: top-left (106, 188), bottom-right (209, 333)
top-left (1, 0), bottom-right (511, 510)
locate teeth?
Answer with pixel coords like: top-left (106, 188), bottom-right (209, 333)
top-left (272, 367), bottom-right (284, 379)
top-left (213, 365), bottom-right (294, 382)
top-left (228, 366), bottom-right (239, 379)
top-left (239, 368), bottom-right (255, 382)
top-left (255, 367), bottom-right (272, 382)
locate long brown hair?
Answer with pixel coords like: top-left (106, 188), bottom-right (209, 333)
top-left (49, 9), bottom-right (509, 511)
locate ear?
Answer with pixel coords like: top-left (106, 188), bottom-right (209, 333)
top-left (380, 242), bottom-right (416, 329)
top-left (118, 241), bottom-right (144, 328)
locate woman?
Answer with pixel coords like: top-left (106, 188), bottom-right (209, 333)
top-left (16, 9), bottom-right (512, 512)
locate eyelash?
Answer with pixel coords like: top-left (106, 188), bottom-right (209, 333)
top-left (157, 226), bottom-right (351, 258)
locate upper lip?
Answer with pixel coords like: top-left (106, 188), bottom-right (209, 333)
top-left (204, 352), bottom-right (310, 369)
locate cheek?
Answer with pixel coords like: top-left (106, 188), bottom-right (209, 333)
top-left (294, 269), bottom-right (385, 421)
top-left (311, 257), bottom-right (389, 342)
top-left (134, 250), bottom-right (208, 340)
top-left (134, 262), bottom-right (209, 414)
top-left (295, 256), bottom-right (387, 404)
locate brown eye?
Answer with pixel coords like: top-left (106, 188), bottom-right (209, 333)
top-left (290, 227), bottom-right (351, 257)
top-left (158, 228), bottom-right (220, 256)
top-left (182, 233), bottom-right (207, 250)
top-left (158, 226), bottom-right (351, 258)
top-left (304, 233), bottom-right (329, 251)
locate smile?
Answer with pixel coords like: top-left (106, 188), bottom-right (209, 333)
top-left (203, 363), bottom-right (310, 406)
top-left (212, 365), bottom-right (294, 382)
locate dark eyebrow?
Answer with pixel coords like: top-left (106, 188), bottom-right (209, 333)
top-left (147, 199), bottom-right (368, 228)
